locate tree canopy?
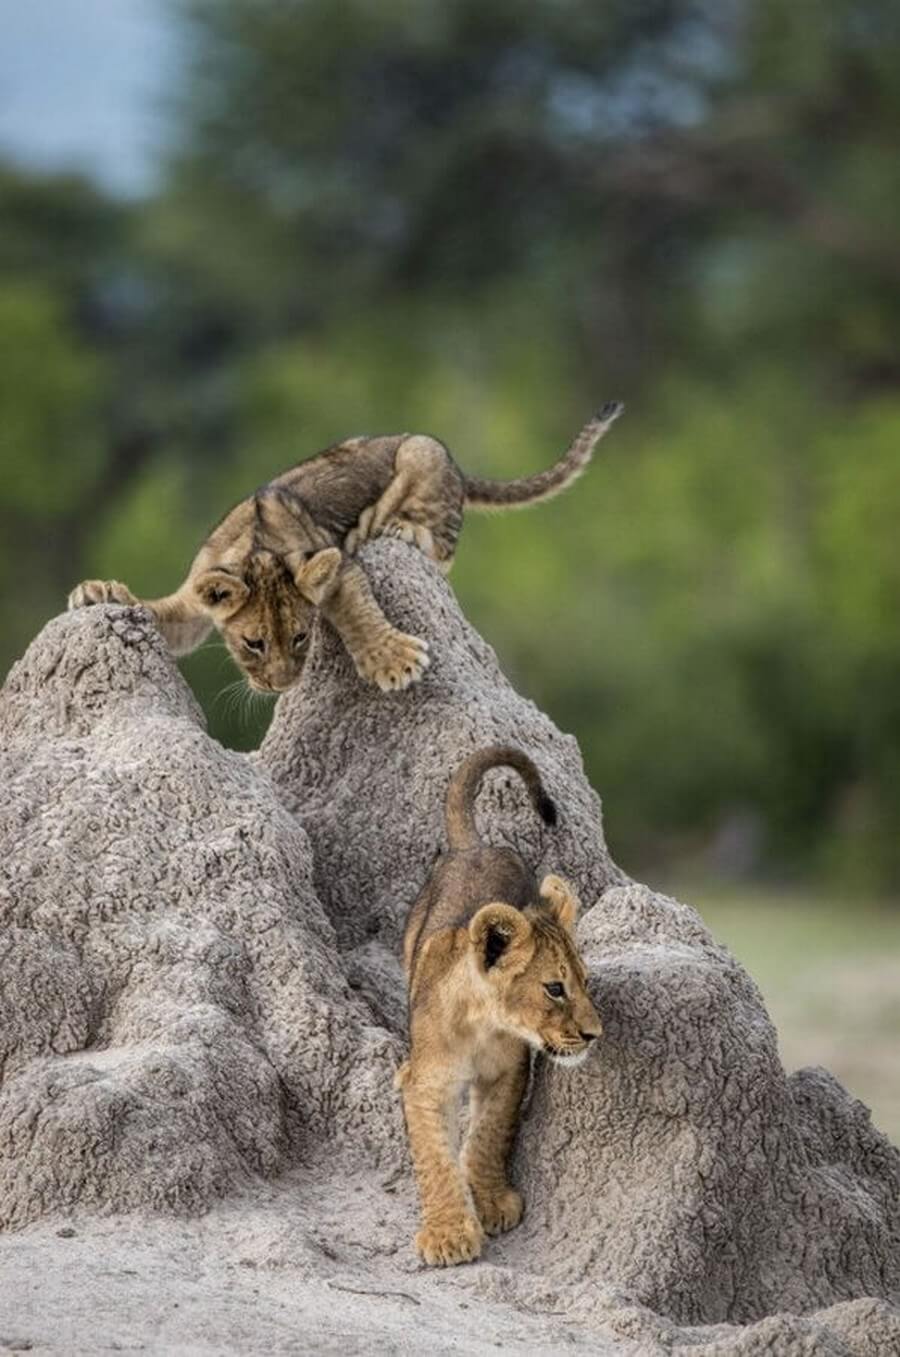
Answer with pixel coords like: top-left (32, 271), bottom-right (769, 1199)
top-left (3, 0), bottom-right (900, 886)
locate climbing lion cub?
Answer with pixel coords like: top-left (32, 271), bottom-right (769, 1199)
top-left (398, 746), bottom-right (602, 1267)
top-left (67, 404), bottom-right (622, 694)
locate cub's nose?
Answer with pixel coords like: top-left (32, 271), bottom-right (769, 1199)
top-left (579, 1029), bottom-right (600, 1043)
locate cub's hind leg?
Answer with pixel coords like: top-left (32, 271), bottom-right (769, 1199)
top-left (462, 1046), bottom-right (529, 1237)
top-left (345, 435), bottom-right (464, 571)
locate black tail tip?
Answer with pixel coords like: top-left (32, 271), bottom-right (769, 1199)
top-left (595, 400), bottom-right (624, 423)
top-left (539, 794), bottom-right (558, 827)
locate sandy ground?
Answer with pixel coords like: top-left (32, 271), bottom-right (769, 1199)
top-left (0, 1168), bottom-right (635, 1356)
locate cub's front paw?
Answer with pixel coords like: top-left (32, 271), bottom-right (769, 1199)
top-left (68, 579), bottom-right (138, 610)
top-left (471, 1186), bottom-right (524, 1237)
top-left (415, 1213), bottom-right (484, 1267)
top-left (355, 629), bottom-right (430, 692)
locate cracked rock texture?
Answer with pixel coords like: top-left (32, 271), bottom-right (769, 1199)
top-left (1, 538), bottom-right (898, 1355)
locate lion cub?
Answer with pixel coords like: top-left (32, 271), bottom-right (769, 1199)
top-left (398, 746), bottom-right (602, 1267)
top-left (67, 405), bottom-right (622, 695)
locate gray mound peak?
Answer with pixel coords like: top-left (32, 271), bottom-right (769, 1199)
top-left (1, 538), bottom-right (898, 1356)
top-left (0, 604), bottom-right (400, 1228)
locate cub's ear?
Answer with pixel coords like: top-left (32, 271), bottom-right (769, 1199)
top-left (469, 903), bottom-right (532, 973)
top-left (539, 873), bottom-right (580, 932)
top-left (192, 569), bottom-right (249, 617)
top-left (293, 548), bottom-right (342, 605)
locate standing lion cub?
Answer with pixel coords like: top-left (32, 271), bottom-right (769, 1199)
top-left (398, 746), bottom-right (602, 1267)
top-left (67, 405), bottom-right (622, 694)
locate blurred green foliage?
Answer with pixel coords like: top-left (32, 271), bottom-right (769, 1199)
top-left (2, 0), bottom-right (900, 887)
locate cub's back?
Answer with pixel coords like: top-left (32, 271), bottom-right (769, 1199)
top-left (272, 435), bottom-right (408, 537)
top-left (403, 845), bottom-right (538, 981)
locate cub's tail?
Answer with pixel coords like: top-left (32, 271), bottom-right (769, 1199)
top-left (463, 401), bottom-right (624, 511)
top-left (445, 746), bottom-right (557, 852)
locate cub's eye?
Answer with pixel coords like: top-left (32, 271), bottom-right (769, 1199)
top-left (242, 636), bottom-right (265, 654)
top-left (293, 631), bottom-right (309, 650)
top-left (544, 981), bottom-right (566, 1000)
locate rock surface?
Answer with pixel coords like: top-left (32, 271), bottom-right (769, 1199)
top-left (1, 539), bottom-right (898, 1355)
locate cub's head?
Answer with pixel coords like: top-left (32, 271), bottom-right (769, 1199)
top-left (468, 874), bottom-right (602, 1067)
top-left (193, 547), bottom-right (342, 693)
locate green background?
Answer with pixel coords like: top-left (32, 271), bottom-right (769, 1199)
top-left (3, 0), bottom-right (900, 898)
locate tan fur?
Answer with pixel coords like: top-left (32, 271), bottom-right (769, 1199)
top-left (67, 407), bottom-right (622, 694)
top-left (399, 748), bottom-right (602, 1266)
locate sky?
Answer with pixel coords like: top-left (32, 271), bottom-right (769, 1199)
top-left (0, 0), bottom-right (178, 196)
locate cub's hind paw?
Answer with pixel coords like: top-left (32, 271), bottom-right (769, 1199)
top-left (344, 504), bottom-right (378, 555)
top-left (382, 517), bottom-right (437, 559)
top-left (355, 629), bottom-right (430, 692)
top-left (68, 579), bottom-right (138, 610)
top-left (471, 1186), bottom-right (523, 1237)
top-left (415, 1213), bottom-right (484, 1267)
top-left (345, 509), bottom-right (436, 561)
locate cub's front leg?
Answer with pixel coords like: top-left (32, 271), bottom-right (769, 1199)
top-left (322, 560), bottom-right (429, 691)
top-left (399, 1068), bottom-right (484, 1267)
top-left (67, 579), bottom-right (214, 656)
top-left (462, 1049), bottom-right (529, 1237)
